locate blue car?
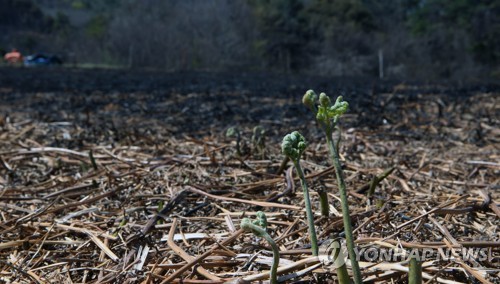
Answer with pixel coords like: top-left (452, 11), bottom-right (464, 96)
top-left (24, 53), bottom-right (63, 66)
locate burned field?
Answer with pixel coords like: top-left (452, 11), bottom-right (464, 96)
top-left (0, 67), bottom-right (498, 283)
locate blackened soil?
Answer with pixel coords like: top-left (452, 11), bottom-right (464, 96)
top-left (0, 66), bottom-right (498, 143)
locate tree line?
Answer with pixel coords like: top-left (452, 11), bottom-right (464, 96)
top-left (1, 0), bottom-right (499, 80)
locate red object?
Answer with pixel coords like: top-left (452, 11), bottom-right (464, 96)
top-left (4, 49), bottom-right (23, 64)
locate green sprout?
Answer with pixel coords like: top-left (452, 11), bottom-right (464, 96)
top-left (112, 213), bottom-right (128, 237)
top-left (303, 90), bottom-right (362, 284)
top-left (302, 91), bottom-right (345, 218)
top-left (226, 127), bottom-right (242, 156)
top-left (240, 212), bottom-right (279, 284)
top-left (282, 131), bottom-right (318, 256)
top-left (252, 125), bottom-right (266, 159)
top-left (302, 89), bottom-right (318, 113)
top-left (281, 131), bottom-right (307, 161)
top-left (367, 166), bottom-right (396, 198)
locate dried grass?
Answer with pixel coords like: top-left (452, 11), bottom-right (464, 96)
top-left (0, 87), bottom-right (498, 283)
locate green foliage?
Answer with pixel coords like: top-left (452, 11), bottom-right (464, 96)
top-left (2, 0), bottom-right (497, 77)
top-left (303, 90), bottom-right (362, 283)
top-left (317, 95), bottom-right (349, 123)
top-left (19, 35), bottom-right (37, 52)
top-left (302, 89), bottom-right (317, 111)
top-left (281, 131), bottom-right (307, 162)
top-left (252, 126), bottom-right (266, 159)
top-left (226, 127), bottom-right (240, 138)
top-left (226, 127), bottom-right (242, 156)
top-left (86, 15), bottom-right (108, 41)
top-left (0, 0), bottom-right (50, 30)
top-left (240, 211), bottom-right (279, 284)
top-left (305, 0), bottom-right (375, 34)
top-left (407, 0), bottom-right (500, 64)
top-left (52, 12), bottom-right (72, 37)
top-left (304, 90), bottom-right (349, 136)
top-left (247, 0), bottom-right (376, 70)
top-left (241, 211), bottom-right (268, 233)
top-left (71, 0), bottom-right (121, 12)
top-left (408, 0), bottom-right (477, 34)
top-left (247, 0), bottom-right (308, 71)
top-left (71, 1), bottom-right (86, 10)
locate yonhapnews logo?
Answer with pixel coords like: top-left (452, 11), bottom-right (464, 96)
top-left (318, 238), bottom-right (493, 269)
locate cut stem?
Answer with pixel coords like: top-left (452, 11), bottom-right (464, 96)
top-left (276, 156), bottom-right (290, 175)
top-left (409, 257), bottom-right (422, 284)
top-left (318, 188), bottom-right (329, 217)
top-left (367, 166), bottom-right (395, 197)
top-left (88, 150), bottom-right (98, 170)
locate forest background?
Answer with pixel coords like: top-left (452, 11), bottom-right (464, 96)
top-left (1, 0), bottom-right (499, 80)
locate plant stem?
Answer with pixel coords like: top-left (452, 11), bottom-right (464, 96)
top-left (326, 134), bottom-right (362, 284)
top-left (318, 188), bottom-right (329, 217)
top-left (241, 222), bottom-right (279, 284)
top-left (331, 239), bottom-right (351, 284)
top-left (367, 166), bottom-right (395, 197)
top-left (293, 160), bottom-right (319, 256)
top-left (409, 257), bottom-right (422, 284)
top-left (276, 156), bottom-right (290, 175)
top-left (88, 150), bottom-right (98, 170)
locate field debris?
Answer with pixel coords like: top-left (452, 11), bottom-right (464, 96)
top-left (0, 77), bottom-right (498, 283)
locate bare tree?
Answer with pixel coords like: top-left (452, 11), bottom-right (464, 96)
top-left (107, 0), bottom-right (255, 70)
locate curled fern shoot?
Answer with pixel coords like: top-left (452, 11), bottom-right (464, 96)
top-left (240, 212), bottom-right (279, 284)
top-left (282, 131), bottom-right (318, 256)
